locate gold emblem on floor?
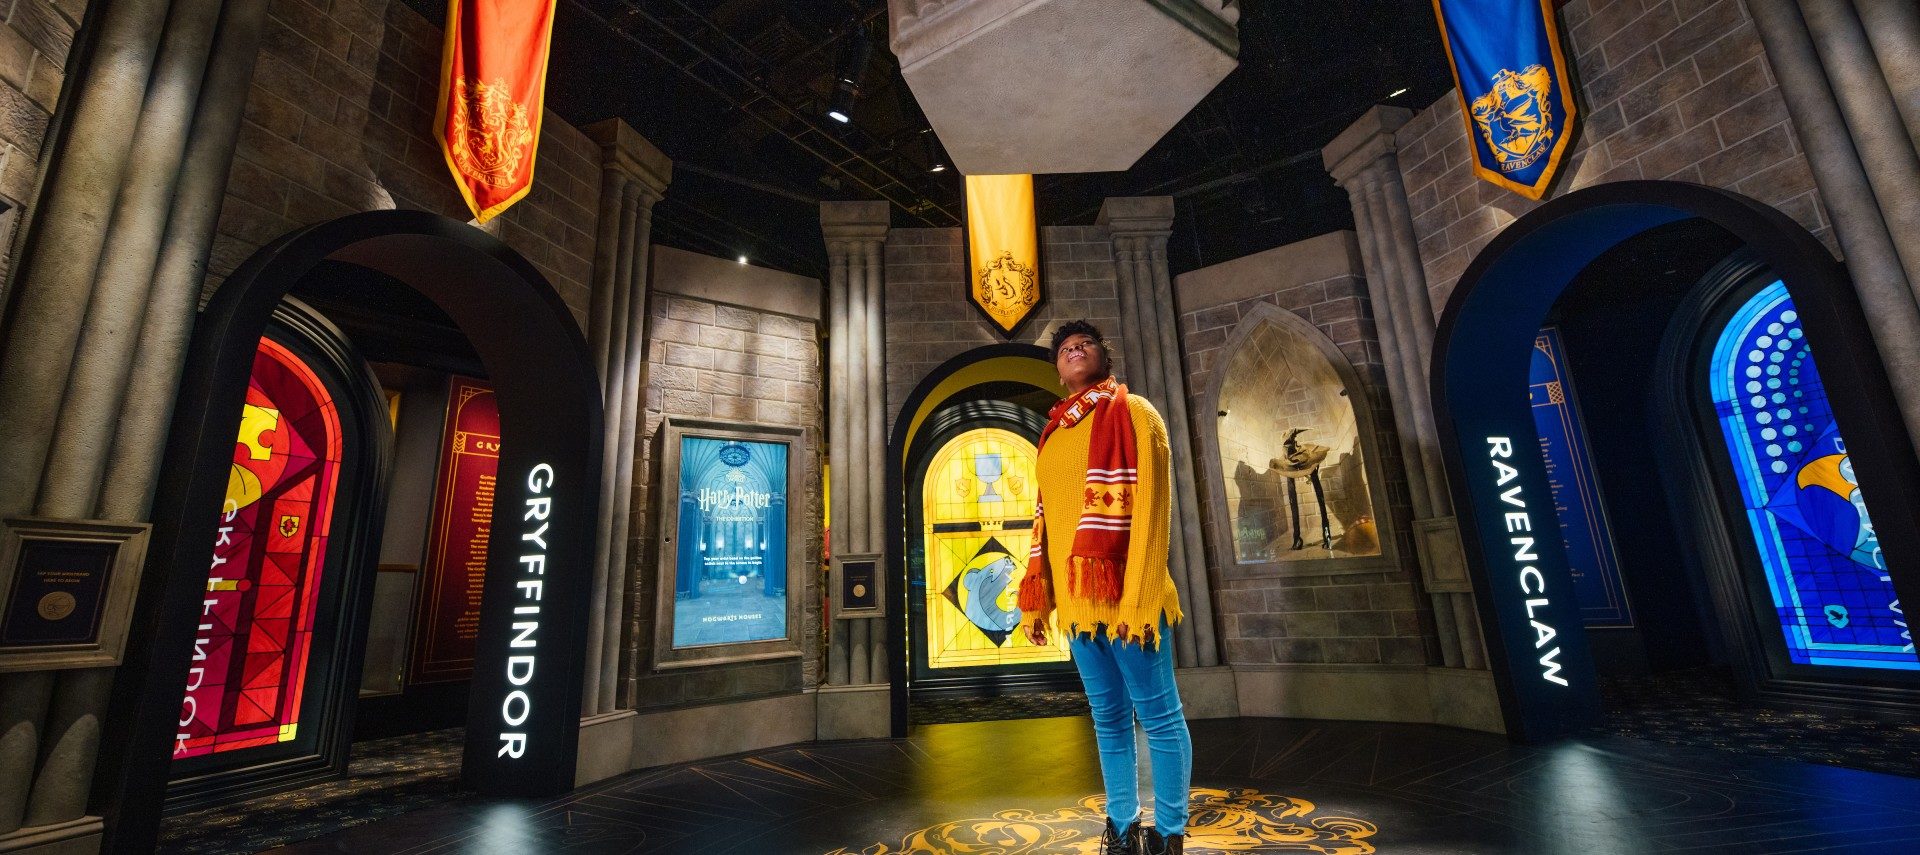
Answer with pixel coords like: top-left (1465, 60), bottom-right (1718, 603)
top-left (828, 787), bottom-right (1377, 854)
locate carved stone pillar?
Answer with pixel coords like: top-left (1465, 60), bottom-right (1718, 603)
top-left (1324, 106), bottom-right (1486, 671)
top-left (1748, 0), bottom-right (1920, 459)
top-left (820, 201), bottom-right (890, 697)
top-left (580, 120), bottom-right (671, 718)
top-left (0, 0), bottom-right (273, 848)
top-left (1098, 197), bottom-right (1220, 669)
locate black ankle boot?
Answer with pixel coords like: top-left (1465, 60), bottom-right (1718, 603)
top-left (1143, 825), bottom-right (1184, 855)
top-left (1100, 818), bottom-right (1142, 855)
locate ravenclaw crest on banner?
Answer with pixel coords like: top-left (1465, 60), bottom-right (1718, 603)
top-left (1469, 65), bottom-right (1554, 173)
top-left (1433, 0), bottom-right (1578, 200)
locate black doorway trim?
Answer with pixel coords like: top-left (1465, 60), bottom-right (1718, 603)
top-left (884, 343), bottom-right (1054, 736)
top-left (1430, 181), bottom-right (1920, 742)
top-left (99, 211), bottom-right (604, 851)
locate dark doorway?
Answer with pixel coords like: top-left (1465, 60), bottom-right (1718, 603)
top-left (1431, 181), bottom-right (1920, 743)
top-left (102, 211), bottom-right (604, 852)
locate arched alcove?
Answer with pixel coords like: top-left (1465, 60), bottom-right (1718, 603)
top-left (102, 211), bottom-right (603, 850)
top-left (1198, 303), bottom-right (1398, 579)
top-left (1431, 180), bottom-right (1920, 742)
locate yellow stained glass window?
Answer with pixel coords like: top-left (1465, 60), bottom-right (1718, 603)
top-left (921, 427), bottom-right (1069, 670)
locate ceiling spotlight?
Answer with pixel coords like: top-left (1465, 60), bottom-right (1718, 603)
top-left (825, 20), bottom-right (873, 126)
top-left (1388, 87), bottom-right (1409, 98)
top-left (930, 163), bottom-right (947, 173)
top-left (738, 255), bottom-right (748, 264)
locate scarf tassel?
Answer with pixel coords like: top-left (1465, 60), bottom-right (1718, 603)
top-left (1068, 555), bottom-right (1124, 604)
top-left (1018, 558), bottom-right (1054, 612)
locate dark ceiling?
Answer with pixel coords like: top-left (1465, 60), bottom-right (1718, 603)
top-left (411, 0), bottom-right (1455, 279)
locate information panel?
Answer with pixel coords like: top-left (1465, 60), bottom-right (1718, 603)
top-left (671, 437), bottom-right (790, 648)
top-left (411, 377), bottom-right (499, 683)
top-left (1528, 328), bottom-right (1633, 628)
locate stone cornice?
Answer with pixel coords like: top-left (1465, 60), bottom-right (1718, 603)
top-left (820, 200), bottom-right (892, 244)
top-left (1322, 105), bottom-right (1413, 185)
top-left (584, 118), bottom-right (672, 197)
top-left (1096, 195), bottom-right (1176, 238)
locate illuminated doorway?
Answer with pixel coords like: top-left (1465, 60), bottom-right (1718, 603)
top-left (906, 399), bottom-right (1078, 704)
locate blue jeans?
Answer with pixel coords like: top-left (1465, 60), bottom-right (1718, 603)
top-left (1069, 623), bottom-right (1191, 834)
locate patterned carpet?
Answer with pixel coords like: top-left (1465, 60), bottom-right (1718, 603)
top-left (1598, 666), bottom-right (1920, 778)
top-left (910, 689), bottom-right (1088, 724)
top-left (158, 728), bottom-right (467, 855)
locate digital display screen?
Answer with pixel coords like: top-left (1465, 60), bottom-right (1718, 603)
top-left (671, 437), bottom-right (789, 648)
top-left (1709, 281), bottom-right (1916, 671)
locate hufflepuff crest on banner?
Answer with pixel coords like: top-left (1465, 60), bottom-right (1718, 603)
top-left (964, 174), bottom-right (1044, 337)
top-left (1433, 0), bottom-right (1578, 200)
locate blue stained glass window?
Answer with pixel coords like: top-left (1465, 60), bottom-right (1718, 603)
top-left (1708, 281), bottom-right (1916, 671)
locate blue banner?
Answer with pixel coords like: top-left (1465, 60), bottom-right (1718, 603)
top-left (1433, 0), bottom-right (1578, 199)
top-left (1529, 328), bottom-right (1634, 628)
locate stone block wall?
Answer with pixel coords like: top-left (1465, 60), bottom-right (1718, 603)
top-left (1176, 232), bottom-right (1430, 667)
top-left (207, 0), bottom-right (601, 325)
top-left (0, 0), bottom-right (86, 295)
top-left (624, 247), bottom-right (825, 710)
top-left (1400, 0), bottom-right (1831, 311)
top-left (882, 225), bottom-right (1122, 429)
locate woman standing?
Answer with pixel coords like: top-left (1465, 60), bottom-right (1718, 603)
top-left (1021, 320), bottom-right (1191, 855)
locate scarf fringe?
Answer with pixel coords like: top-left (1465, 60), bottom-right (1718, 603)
top-left (1018, 559), bottom-right (1054, 612)
top-left (1067, 555), bottom-right (1124, 604)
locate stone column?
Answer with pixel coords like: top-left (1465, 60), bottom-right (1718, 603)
top-left (821, 202), bottom-right (891, 687)
top-left (0, 0), bottom-right (272, 844)
top-left (1748, 0), bottom-right (1920, 460)
top-left (580, 120), bottom-right (671, 718)
top-left (1098, 197), bottom-right (1220, 669)
top-left (1324, 106), bottom-right (1486, 671)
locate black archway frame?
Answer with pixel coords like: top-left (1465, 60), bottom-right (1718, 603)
top-left (1431, 181), bottom-right (1920, 743)
top-left (99, 210), bottom-right (604, 851)
top-left (884, 342), bottom-right (1055, 735)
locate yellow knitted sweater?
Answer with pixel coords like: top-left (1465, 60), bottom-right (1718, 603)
top-left (1024, 393), bottom-right (1184, 645)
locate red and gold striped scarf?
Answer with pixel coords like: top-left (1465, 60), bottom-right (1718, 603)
top-left (1021, 376), bottom-right (1137, 606)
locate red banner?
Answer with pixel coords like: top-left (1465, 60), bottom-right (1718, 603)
top-left (435, 0), bottom-right (557, 223)
top-left (409, 377), bottom-right (499, 683)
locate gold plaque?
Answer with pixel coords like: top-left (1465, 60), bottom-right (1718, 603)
top-left (37, 592), bottom-right (76, 622)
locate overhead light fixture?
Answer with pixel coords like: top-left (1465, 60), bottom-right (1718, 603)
top-left (930, 163), bottom-right (947, 173)
top-left (738, 255), bottom-right (749, 264)
top-left (825, 20), bottom-right (872, 126)
top-left (1388, 87), bottom-right (1409, 98)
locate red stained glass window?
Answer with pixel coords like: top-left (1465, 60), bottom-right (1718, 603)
top-left (172, 335), bottom-right (344, 760)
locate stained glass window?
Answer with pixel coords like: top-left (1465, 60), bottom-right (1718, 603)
top-left (1707, 281), bottom-right (1917, 671)
top-left (174, 335), bottom-right (345, 759)
top-left (920, 428), bottom-right (1069, 670)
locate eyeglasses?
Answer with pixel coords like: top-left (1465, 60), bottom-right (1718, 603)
top-left (1058, 340), bottom-right (1099, 356)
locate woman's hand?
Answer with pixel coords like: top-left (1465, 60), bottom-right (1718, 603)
top-left (1024, 618), bottom-right (1048, 647)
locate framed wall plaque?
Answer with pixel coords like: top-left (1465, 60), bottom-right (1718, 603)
top-left (832, 552), bottom-right (883, 619)
top-left (652, 418), bottom-right (808, 669)
top-left (0, 517), bottom-right (149, 672)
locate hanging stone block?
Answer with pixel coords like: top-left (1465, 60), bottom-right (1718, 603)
top-left (891, 0), bottom-right (1239, 174)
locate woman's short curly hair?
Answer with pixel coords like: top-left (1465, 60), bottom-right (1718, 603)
top-left (1049, 320), bottom-right (1111, 372)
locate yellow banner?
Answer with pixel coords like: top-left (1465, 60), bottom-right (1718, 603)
top-left (965, 174), bottom-right (1042, 336)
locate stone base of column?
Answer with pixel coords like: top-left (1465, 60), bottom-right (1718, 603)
top-left (575, 709), bottom-right (640, 788)
top-left (1174, 666), bottom-right (1239, 720)
top-left (816, 684), bottom-right (890, 741)
top-left (0, 816), bottom-right (101, 855)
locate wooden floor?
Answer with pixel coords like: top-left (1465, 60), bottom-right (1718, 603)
top-left (263, 715), bottom-right (1920, 854)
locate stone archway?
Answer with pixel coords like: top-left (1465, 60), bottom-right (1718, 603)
top-left (1430, 180), bottom-right (1920, 742)
top-left (101, 211), bottom-right (603, 850)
